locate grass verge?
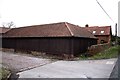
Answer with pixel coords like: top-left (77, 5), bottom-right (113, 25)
top-left (0, 66), bottom-right (10, 80)
top-left (79, 45), bottom-right (120, 60)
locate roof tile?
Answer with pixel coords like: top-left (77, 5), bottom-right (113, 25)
top-left (84, 26), bottom-right (111, 35)
top-left (3, 22), bottom-right (96, 39)
top-left (0, 27), bottom-right (11, 34)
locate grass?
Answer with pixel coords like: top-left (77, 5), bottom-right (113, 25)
top-left (0, 66), bottom-right (10, 80)
top-left (79, 45), bottom-right (120, 60)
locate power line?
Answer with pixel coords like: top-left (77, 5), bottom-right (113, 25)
top-left (96, 0), bottom-right (114, 23)
top-left (96, 0), bottom-right (118, 44)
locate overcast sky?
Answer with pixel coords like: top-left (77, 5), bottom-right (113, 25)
top-left (0, 0), bottom-right (119, 35)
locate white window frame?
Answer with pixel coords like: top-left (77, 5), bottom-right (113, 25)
top-left (101, 31), bottom-right (104, 33)
top-left (93, 31), bottom-right (96, 34)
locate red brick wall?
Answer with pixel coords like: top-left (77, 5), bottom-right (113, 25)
top-left (95, 35), bottom-right (111, 44)
top-left (87, 43), bottom-right (111, 55)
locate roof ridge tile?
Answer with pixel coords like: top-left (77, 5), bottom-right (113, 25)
top-left (64, 22), bottom-right (74, 36)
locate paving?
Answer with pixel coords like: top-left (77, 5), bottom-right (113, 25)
top-left (1, 51), bottom-right (53, 72)
top-left (18, 58), bottom-right (117, 78)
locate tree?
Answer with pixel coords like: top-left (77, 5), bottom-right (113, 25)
top-left (2, 21), bottom-right (16, 28)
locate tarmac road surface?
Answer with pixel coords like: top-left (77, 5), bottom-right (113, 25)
top-left (1, 51), bottom-right (118, 79)
top-left (18, 58), bottom-right (117, 78)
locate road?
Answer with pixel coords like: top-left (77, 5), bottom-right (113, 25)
top-left (1, 51), bottom-right (118, 79)
top-left (18, 59), bottom-right (117, 78)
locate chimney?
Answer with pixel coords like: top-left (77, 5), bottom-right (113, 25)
top-left (85, 24), bottom-right (89, 27)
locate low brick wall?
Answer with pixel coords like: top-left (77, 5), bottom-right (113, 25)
top-left (87, 43), bottom-right (111, 56)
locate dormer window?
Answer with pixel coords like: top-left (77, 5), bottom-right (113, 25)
top-left (93, 31), bottom-right (96, 34)
top-left (101, 31), bottom-right (104, 33)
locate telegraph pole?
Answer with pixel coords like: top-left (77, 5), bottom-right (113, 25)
top-left (115, 23), bottom-right (117, 45)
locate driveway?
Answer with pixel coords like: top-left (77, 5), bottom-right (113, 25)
top-left (18, 58), bottom-right (117, 78)
top-left (1, 51), bottom-right (53, 72)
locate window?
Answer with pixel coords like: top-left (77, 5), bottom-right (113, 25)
top-left (93, 31), bottom-right (96, 34)
top-left (101, 31), bottom-right (104, 33)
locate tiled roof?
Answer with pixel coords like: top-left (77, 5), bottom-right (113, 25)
top-left (0, 27), bottom-right (11, 34)
top-left (84, 26), bottom-right (111, 36)
top-left (3, 22), bottom-right (96, 39)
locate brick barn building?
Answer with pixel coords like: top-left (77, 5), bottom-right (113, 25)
top-left (2, 22), bottom-right (97, 56)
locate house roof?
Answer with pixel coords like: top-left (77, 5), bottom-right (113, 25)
top-left (84, 26), bottom-right (111, 36)
top-left (3, 22), bottom-right (96, 39)
top-left (0, 27), bottom-right (11, 34)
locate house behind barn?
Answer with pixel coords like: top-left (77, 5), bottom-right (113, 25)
top-left (84, 25), bottom-right (112, 44)
top-left (2, 22), bottom-right (97, 56)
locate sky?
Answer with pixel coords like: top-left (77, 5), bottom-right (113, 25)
top-left (0, 0), bottom-right (119, 35)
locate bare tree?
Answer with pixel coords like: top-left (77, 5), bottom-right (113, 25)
top-left (2, 21), bottom-right (16, 28)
